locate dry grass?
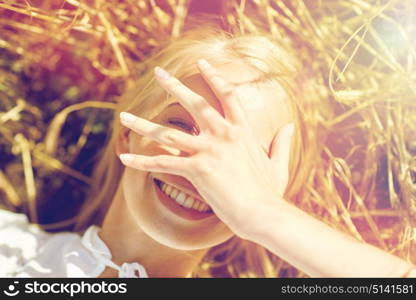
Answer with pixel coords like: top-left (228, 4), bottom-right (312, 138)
top-left (0, 0), bottom-right (415, 277)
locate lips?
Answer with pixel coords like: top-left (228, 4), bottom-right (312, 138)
top-left (152, 177), bottom-right (214, 221)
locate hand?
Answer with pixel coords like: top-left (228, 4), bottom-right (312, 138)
top-left (118, 59), bottom-right (294, 239)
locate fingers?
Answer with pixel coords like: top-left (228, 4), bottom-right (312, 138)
top-left (120, 112), bottom-right (203, 154)
top-left (154, 67), bottom-right (227, 134)
top-left (269, 123), bottom-right (295, 190)
top-left (119, 153), bottom-right (189, 176)
top-left (197, 59), bottom-right (247, 125)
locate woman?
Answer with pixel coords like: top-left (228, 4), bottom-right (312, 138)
top-left (1, 25), bottom-right (415, 278)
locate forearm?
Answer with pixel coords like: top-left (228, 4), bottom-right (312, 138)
top-left (246, 200), bottom-right (415, 277)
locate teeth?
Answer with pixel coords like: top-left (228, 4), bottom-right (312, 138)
top-left (170, 188), bottom-right (179, 199)
top-left (158, 181), bottom-right (211, 213)
top-left (176, 192), bottom-right (187, 205)
top-left (191, 199), bottom-right (200, 210)
top-left (200, 203), bottom-right (209, 211)
top-left (183, 196), bottom-right (193, 209)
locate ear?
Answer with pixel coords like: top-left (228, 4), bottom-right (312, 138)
top-left (115, 127), bottom-right (131, 157)
top-left (268, 123), bottom-right (295, 188)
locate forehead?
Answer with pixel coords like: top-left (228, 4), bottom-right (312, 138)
top-left (166, 60), bottom-right (291, 151)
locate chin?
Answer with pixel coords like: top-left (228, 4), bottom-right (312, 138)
top-left (131, 198), bottom-right (235, 251)
top-left (123, 171), bottom-right (234, 251)
top-left (145, 218), bottom-right (235, 251)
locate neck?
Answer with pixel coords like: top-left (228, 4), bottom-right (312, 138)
top-left (98, 183), bottom-right (208, 278)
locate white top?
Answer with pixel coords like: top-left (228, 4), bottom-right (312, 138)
top-left (0, 210), bottom-right (148, 278)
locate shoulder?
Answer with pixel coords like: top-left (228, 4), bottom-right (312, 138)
top-left (0, 209), bottom-right (76, 277)
top-left (0, 210), bottom-right (50, 253)
top-left (0, 210), bottom-right (106, 278)
top-left (0, 209), bottom-right (32, 228)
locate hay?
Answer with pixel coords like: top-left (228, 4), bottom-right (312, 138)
top-left (0, 0), bottom-right (415, 277)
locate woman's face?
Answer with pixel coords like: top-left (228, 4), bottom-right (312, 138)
top-left (118, 60), bottom-right (292, 250)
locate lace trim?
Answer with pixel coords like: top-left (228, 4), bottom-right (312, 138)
top-left (81, 226), bottom-right (148, 278)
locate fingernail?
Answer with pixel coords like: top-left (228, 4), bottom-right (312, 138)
top-left (197, 59), bottom-right (210, 68)
top-left (154, 66), bottom-right (170, 79)
top-left (120, 153), bottom-right (134, 164)
top-left (120, 112), bottom-right (136, 123)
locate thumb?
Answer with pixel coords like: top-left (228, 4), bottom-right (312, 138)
top-left (269, 122), bottom-right (295, 187)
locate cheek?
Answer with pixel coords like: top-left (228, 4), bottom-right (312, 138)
top-left (122, 136), bottom-right (151, 199)
top-left (122, 167), bottom-right (149, 205)
top-left (122, 135), bottom-right (165, 218)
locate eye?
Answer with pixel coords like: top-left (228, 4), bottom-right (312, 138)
top-left (167, 118), bottom-right (198, 135)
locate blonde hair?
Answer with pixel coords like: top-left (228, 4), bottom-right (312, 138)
top-left (74, 22), bottom-right (327, 277)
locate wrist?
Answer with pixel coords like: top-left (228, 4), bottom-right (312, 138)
top-left (237, 196), bottom-right (289, 242)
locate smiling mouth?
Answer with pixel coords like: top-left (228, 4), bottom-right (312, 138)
top-left (153, 178), bottom-right (213, 213)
